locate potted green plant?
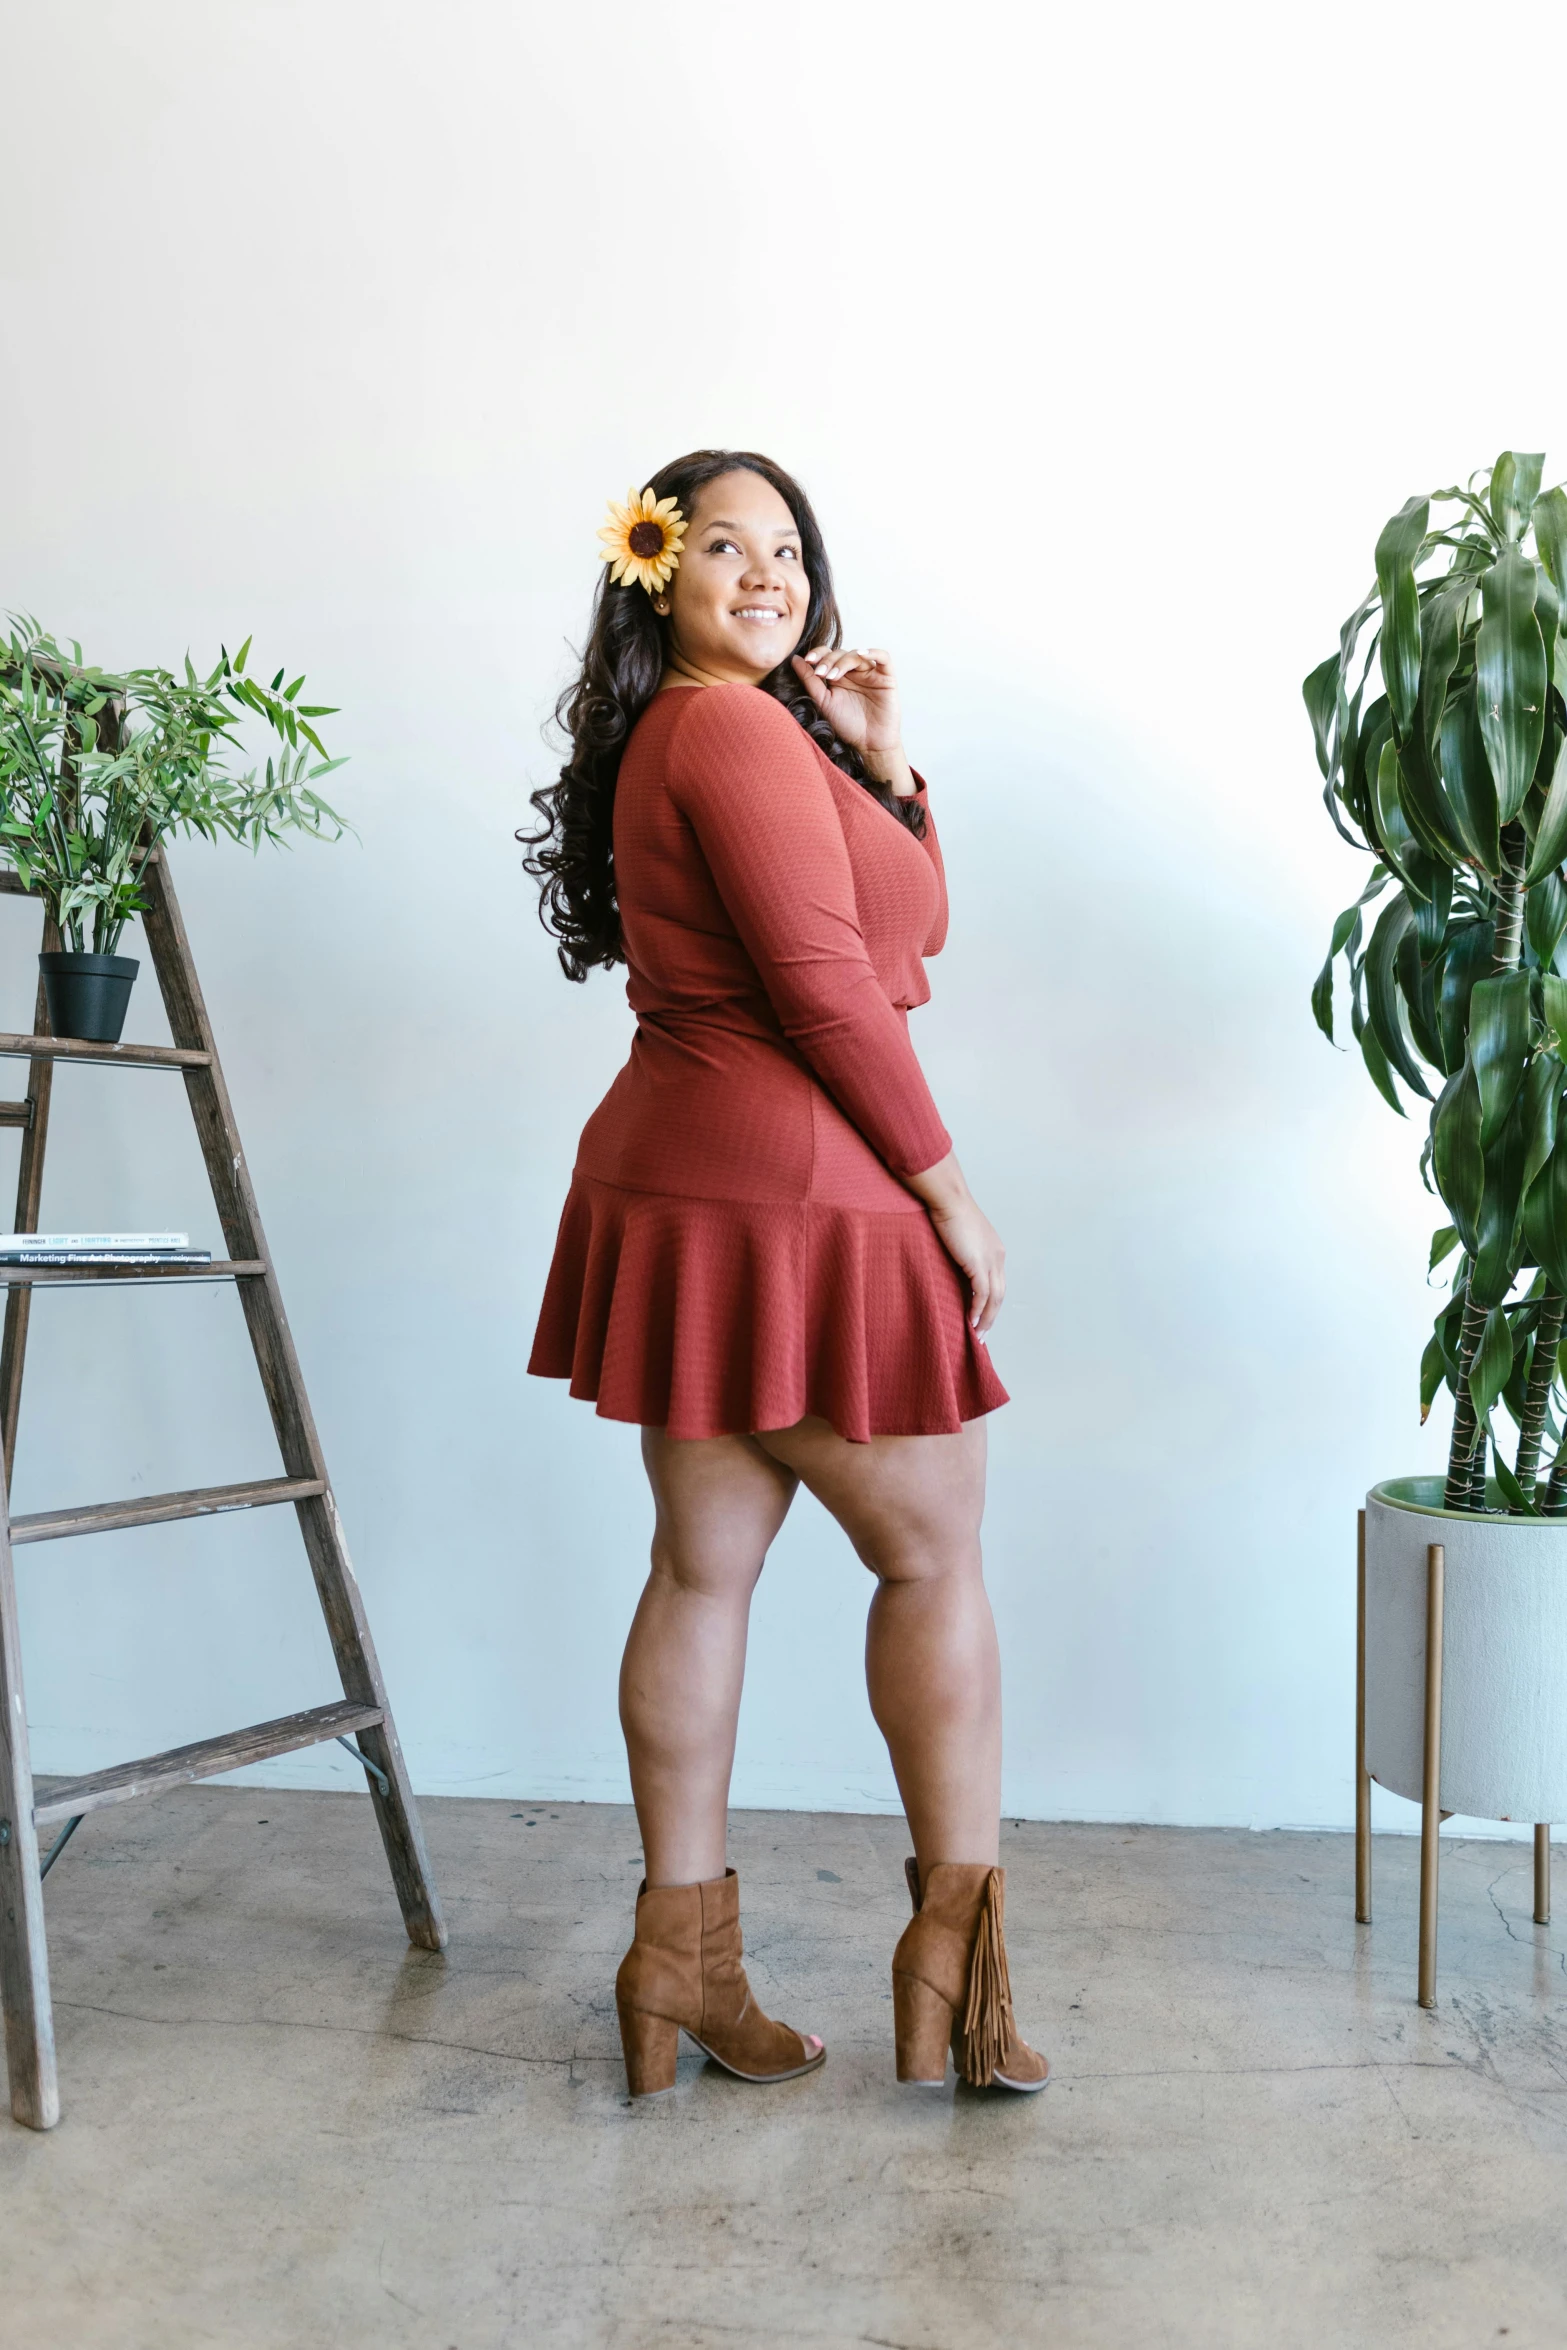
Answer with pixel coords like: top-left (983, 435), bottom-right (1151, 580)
top-left (0, 618), bottom-right (348, 1042)
top-left (1309, 452), bottom-right (1567, 1834)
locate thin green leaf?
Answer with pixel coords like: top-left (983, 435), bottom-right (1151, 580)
top-left (1524, 732), bottom-right (1567, 883)
top-left (1439, 684), bottom-right (1502, 870)
top-left (1477, 547), bottom-right (1548, 824)
top-left (1470, 1305), bottom-right (1514, 1416)
top-left (1366, 895), bottom-right (1433, 1097)
top-left (1491, 451), bottom-right (1546, 542)
top-left (1432, 1061), bottom-right (1484, 1249)
top-left (1534, 487), bottom-right (1567, 600)
top-left (1303, 656), bottom-right (1339, 779)
top-left (1360, 1018), bottom-right (1403, 1114)
top-left (1376, 496), bottom-right (1429, 732)
top-left (1526, 1136), bottom-right (1567, 1290)
top-left (1469, 968), bottom-right (1532, 1146)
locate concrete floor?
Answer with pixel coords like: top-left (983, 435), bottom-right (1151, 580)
top-left (3, 1798), bottom-right (1567, 2350)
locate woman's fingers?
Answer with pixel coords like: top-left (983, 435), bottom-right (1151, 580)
top-left (968, 1249), bottom-right (1005, 1336)
top-left (799, 647), bottom-right (895, 688)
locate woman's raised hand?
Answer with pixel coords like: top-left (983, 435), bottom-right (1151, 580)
top-left (793, 646), bottom-right (903, 761)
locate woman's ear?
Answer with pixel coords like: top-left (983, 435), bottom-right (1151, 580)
top-left (652, 595), bottom-right (671, 616)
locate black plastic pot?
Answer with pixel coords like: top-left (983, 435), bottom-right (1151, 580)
top-left (39, 952), bottom-right (140, 1044)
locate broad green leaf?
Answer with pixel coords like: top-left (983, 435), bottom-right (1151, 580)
top-left (1534, 487), bottom-right (1567, 598)
top-left (1470, 1304), bottom-right (1515, 1414)
top-left (1520, 1051), bottom-right (1563, 1198)
top-left (1535, 570), bottom-right (1561, 692)
top-left (1439, 684), bottom-right (1502, 870)
top-left (1524, 731), bottom-right (1567, 882)
top-left (1418, 579), bottom-right (1469, 760)
top-left (1366, 896), bottom-right (1432, 1096)
top-left (1376, 497), bottom-right (1428, 731)
top-left (1542, 971), bottom-right (1567, 1057)
top-left (1432, 1061), bottom-right (1484, 1249)
top-left (1396, 924), bottom-right (1444, 1069)
top-left (1491, 451), bottom-right (1545, 542)
top-left (1373, 740), bottom-right (1427, 897)
top-left (1477, 547), bottom-right (1548, 823)
top-left (1359, 1017), bottom-right (1403, 1114)
top-left (1303, 656), bottom-right (1341, 780)
top-left (1474, 1087), bottom-right (1530, 1302)
top-left (1492, 1444), bottom-right (1540, 1513)
top-left (1420, 1331), bottom-right (1448, 1420)
top-left (1469, 968), bottom-right (1532, 1146)
top-left (1528, 869), bottom-right (1567, 968)
top-left (1525, 1138), bottom-right (1567, 1291)
top-left (1429, 1223), bottom-right (1461, 1271)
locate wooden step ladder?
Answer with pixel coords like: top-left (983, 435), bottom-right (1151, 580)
top-left (0, 852), bottom-right (446, 2131)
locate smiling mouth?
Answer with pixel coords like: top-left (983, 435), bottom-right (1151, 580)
top-left (732, 606), bottom-right (785, 622)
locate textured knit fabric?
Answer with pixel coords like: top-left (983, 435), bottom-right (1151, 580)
top-left (528, 681), bottom-right (1009, 1442)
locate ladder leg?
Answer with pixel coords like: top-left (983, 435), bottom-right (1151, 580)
top-left (0, 934), bottom-right (57, 1493)
top-left (139, 855), bottom-right (445, 1954)
top-left (295, 1491), bottom-right (446, 1950)
top-left (0, 1513), bottom-right (58, 2128)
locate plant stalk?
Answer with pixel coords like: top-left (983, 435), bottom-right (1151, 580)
top-left (1514, 1291), bottom-right (1567, 1501)
top-left (1443, 1290), bottom-right (1489, 1510)
top-left (1493, 822), bottom-right (1528, 971)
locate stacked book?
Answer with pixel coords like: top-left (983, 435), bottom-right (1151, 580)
top-left (0, 1232), bottom-right (213, 1267)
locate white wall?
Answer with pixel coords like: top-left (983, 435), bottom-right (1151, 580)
top-left (3, 0), bottom-right (1564, 1835)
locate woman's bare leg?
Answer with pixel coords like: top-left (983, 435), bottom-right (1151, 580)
top-left (755, 1416), bottom-right (999, 1873)
top-left (622, 1428), bottom-right (799, 1888)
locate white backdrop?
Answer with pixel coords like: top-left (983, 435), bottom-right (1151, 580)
top-left (3, 0), bottom-right (1563, 1834)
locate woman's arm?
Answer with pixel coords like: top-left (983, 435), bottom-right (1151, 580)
top-left (667, 686), bottom-right (951, 1180)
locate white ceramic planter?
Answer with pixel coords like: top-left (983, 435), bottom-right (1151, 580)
top-left (1365, 1477), bottom-right (1567, 1821)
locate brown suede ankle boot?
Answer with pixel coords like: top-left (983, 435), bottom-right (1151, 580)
top-left (892, 1860), bottom-right (1050, 2092)
top-left (615, 1868), bottom-right (826, 2095)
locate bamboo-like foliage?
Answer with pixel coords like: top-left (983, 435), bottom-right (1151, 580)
top-left (1308, 453), bottom-right (1567, 1515)
top-left (0, 617), bottom-right (348, 956)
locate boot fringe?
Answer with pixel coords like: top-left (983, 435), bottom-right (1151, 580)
top-left (958, 1867), bottom-right (1015, 2087)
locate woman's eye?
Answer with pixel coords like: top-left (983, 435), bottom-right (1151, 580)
top-left (706, 537), bottom-right (740, 554)
top-left (779, 546), bottom-right (798, 560)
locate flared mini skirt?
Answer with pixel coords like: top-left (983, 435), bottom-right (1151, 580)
top-left (527, 1173), bottom-right (1009, 1445)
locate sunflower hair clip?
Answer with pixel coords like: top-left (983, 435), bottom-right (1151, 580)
top-left (598, 486), bottom-right (687, 595)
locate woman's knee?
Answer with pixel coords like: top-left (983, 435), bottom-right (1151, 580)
top-left (860, 1523), bottom-right (985, 1589)
top-left (647, 1532), bottom-right (766, 1604)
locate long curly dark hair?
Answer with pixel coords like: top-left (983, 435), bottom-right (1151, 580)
top-left (522, 447), bottom-right (924, 981)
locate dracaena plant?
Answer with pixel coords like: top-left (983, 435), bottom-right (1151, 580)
top-left (0, 616), bottom-right (347, 956)
top-left (1309, 451), bottom-right (1567, 1517)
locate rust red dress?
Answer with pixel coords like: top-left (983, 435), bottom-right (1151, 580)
top-left (528, 682), bottom-right (1008, 1443)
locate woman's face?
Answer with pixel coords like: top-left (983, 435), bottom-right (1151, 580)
top-left (660, 470), bottom-right (810, 683)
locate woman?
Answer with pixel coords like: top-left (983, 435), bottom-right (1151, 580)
top-left (525, 449), bottom-right (1046, 2097)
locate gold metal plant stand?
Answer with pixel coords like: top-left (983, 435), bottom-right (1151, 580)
top-left (1355, 1507), bottom-right (1552, 2006)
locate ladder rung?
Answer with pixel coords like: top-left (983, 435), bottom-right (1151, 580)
top-left (11, 1475), bottom-right (326, 1546)
top-left (33, 1700), bottom-right (386, 1826)
top-left (0, 1259), bottom-right (266, 1284)
top-left (0, 1100), bottom-right (32, 1127)
top-left (0, 854), bottom-right (161, 899)
top-left (0, 1033), bottom-right (210, 1069)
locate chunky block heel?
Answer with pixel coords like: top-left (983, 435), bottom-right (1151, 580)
top-left (893, 1969), bottom-right (953, 2084)
top-left (893, 1861), bottom-right (1050, 2093)
top-left (613, 1870), bottom-right (825, 2098)
top-left (617, 1998), bottom-right (680, 2095)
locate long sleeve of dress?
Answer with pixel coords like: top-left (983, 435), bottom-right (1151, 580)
top-left (667, 684), bottom-right (952, 1180)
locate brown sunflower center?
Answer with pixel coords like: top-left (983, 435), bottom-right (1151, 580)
top-left (628, 520), bottom-right (666, 558)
